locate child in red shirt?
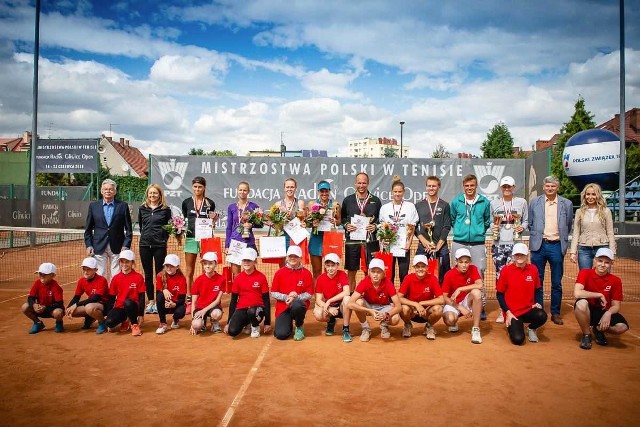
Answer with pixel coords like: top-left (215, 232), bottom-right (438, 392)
top-left (65, 257), bottom-right (109, 334)
top-left (21, 262), bottom-right (64, 334)
top-left (105, 250), bottom-right (146, 336)
top-left (155, 254), bottom-right (188, 334)
top-left (312, 253), bottom-right (352, 343)
top-left (190, 252), bottom-right (225, 335)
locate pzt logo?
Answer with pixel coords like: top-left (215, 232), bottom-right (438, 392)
top-left (159, 159), bottom-right (188, 193)
top-left (473, 163), bottom-right (505, 195)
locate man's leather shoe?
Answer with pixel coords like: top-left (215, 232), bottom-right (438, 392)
top-left (551, 314), bottom-right (564, 325)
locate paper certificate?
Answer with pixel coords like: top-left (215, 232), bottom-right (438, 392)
top-left (194, 217), bottom-right (213, 241)
top-left (283, 217), bottom-right (310, 245)
top-left (350, 214), bottom-right (368, 241)
top-left (226, 239), bottom-right (248, 265)
top-left (317, 217), bottom-right (332, 232)
top-left (391, 228), bottom-right (407, 257)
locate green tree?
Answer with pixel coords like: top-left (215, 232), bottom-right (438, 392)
top-left (383, 146), bottom-right (398, 158)
top-left (188, 148), bottom-right (236, 156)
top-left (626, 143), bottom-right (640, 181)
top-left (431, 143), bottom-right (451, 158)
top-left (551, 96), bottom-right (596, 196)
top-left (481, 122), bottom-right (515, 158)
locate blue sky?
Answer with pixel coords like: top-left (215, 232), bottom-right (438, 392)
top-left (0, 0), bottom-right (639, 158)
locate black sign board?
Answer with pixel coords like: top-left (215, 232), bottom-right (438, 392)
top-left (35, 139), bottom-right (98, 173)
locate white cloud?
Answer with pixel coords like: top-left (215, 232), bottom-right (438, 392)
top-left (301, 68), bottom-right (362, 99)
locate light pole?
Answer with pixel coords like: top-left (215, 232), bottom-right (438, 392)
top-left (399, 121), bottom-right (405, 158)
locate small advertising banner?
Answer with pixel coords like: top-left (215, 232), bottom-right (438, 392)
top-left (35, 139), bottom-right (99, 173)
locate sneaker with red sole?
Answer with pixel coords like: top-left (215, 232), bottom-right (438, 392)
top-left (131, 324), bottom-right (142, 336)
top-left (120, 320), bottom-right (130, 332)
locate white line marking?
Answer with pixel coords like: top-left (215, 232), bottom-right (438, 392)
top-left (219, 337), bottom-right (273, 427)
top-left (0, 280), bottom-right (76, 304)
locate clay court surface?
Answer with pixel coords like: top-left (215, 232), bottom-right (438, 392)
top-left (1, 237), bottom-right (640, 426)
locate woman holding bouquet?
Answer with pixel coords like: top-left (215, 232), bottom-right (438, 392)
top-left (138, 184), bottom-right (172, 314)
top-left (225, 181), bottom-right (263, 277)
top-left (307, 180), bottom-right (341, 280)
top-left (273, 177), bottom-right (306, 267)
top-left (378, 177), bottom-right (419, 285)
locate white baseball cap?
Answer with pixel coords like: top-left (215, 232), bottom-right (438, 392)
top-left (455, 248), bottom-right (472, 260)
top-left (323, 253), bottom-right (340, 264)
top-left (368, 258), bottom-right (386, 271)
top-left (202, 252), bottom-right (218, 262)
top-left (36, 262), bottom-right (56, 275)
top-left (81, 257), bottom-right (98, 269)
top-left (286, 246), bottom-right (302, 258)
top-left (500, 176), bottom-right (516, 187)
top-left (163, 254), bottom-right (181, 266)
top-left (512, 243), bottom-right (529, 256)
top-left (595, 247), bottom-right (614, 260)
top-left (241, 247), bottom-right (258, 261)
top-left (119, 250), bottom-right (135, 261)
top-left (412, 254), bottom-right (429, 266)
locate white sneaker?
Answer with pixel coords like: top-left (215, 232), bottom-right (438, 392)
top-left (402, 322), bottom-right (412, 338)
top-left (155, 323), bottom-right (167, 334)
top-left (380, 322), bottom-right (391, 339)
top-left (425, 324), bottom-right (436, 340)
top-left (211, 321), bottom-right (222, 333)
top-left (471, 326), bottom-right (482, 344)
top-left (250, 325), bottom-right (260, 338)
top-left (170, 320), bottom-right (180, 329)
top-left (496, 312), bottom-right (505, 323)
top-left (448, 324), bottom-right (459, 333)
top-left (527, 327), bottom-right (539, 343)
top-left (243, 325), bottom-right (251, 335)
top-left (145, 302), bottom-right (155, 314)
top-left (360, 328), bottom-right (371, 342)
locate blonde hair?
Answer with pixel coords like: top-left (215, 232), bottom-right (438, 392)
top-left (391, 175), bottom-right (404, 190)
top-left (143, 183), bottom-right (167, 208)
top-left (579, 183), bottom-right (607, 225)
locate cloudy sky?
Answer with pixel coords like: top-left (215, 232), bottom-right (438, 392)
top-left (0, 0), bottom-right (639, 158)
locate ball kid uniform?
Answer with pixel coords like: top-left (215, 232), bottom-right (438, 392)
top-left (315, 270), bottom-right (349, 316)
top-left (106, 270), bottom-right (145, 327)
top-left (191, 272), bottom-right (224, 317)
top-left (355, 276), bottom-right (397, 312)
top-left (271, 266), bottom-right (313, 339)
top-left (575, 268), bottom-right (628, 327)
top-left (155, 272), bottom-right (188, 325)
top-left (67, 274), bottom-right (109, 309)
top-left (441, 264), bottom-right (481, 314)
top-left (227, 270), bottom-right (271, 336)
top-left (27, 279), bottom-right (64, 317)
top-left (399, 272), bottom-right (442, 322)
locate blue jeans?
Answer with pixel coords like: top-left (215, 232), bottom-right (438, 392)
top-left (577, 245), bottom-right (608, 271)
top-left (531, 241), bottom-right (564, 315)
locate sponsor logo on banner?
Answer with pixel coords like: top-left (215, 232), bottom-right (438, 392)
top-left (159, 159), bottom-right (189, 196)
top-left (473, 163), bottom-right (505, 196)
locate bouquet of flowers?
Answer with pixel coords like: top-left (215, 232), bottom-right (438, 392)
top-left (305, 204), bottom-right (327, 235)
top-left (162, 215), bottom-right (186, 246)
top-left (266, 204), bottom-right (288, 237)
top-left (377, 222), bottom-right (398, 253)
top-left (237, 208), bottom-right (265, 238)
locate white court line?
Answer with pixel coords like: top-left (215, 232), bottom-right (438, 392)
top-left (0, 279), bottom-right (76, 304)
top-left (219, 337), bottom-right (273, 427)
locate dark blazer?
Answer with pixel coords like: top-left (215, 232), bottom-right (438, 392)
top-left (528, 195), bottom-right (573, 255)
top-left (84, 199), bottom-right (133, 255)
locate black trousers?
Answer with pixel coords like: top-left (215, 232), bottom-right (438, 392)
top-left (139, 245), bottom-right (167, 300)
top-left (228, 306), bottom-right (266, 337)
top-left (391, 251), bottom-right (410, 285)
top-left (156, 291), bottom-right (187, 324)
top-left (274, 300), bottom-right (307, 340)
top-left (105, 299), bottom-right (138, 328)
top-left (507, 308), bottom-right (547, 345)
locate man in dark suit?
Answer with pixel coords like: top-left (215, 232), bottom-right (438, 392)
top-left (84, 179), bottom-right (133, 282)
top-left (528, 175), bottom-right (573, 325)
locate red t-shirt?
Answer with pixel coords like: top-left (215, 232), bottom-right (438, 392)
top-left (191, 273), bottom-right (224, 310)
top-left (155, 272), bottom-right (188, 299)
top-left (74, 275), bottom-right (109, 304)
top-left (271, 266), bottom-right (313, 317)
top-left (441, 265), bottom-right (482, 303)
top-left (232, 270), bottom-right (269, 309)
top-left (496, 263), bottom-right (540, 317)
top-left (109, 270), bottom-right (145, 309)
top-left (29, 279), bottom-right (63, 306)
top-left (399, 273), bottom-right (442, 302)
top-left (576, 268), bottom-right (623, 310)
top-left (316, 270), bottom-right (349, 302)
top-left (355, 277), bottom-right (396, 305)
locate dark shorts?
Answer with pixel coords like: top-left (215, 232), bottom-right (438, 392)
top-left (193, 306), bottom-right (222, 318)
top-left (410, 315), bottom-right (430, 324)
top-left (344, 241), bottom-right (379, 271)
top-left (36, 305), bottom-right (61, 318)
top-left (575, 299), bottom-right (629, 327)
